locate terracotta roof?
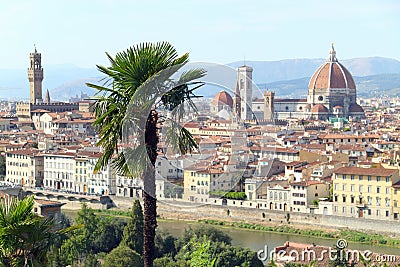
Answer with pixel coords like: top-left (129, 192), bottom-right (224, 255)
top-left (311, 104), bottom-right (329, 113)
top-left (6, 149), bottom-right (41, 156)
top-left (349, 103), bottom-right (364, 113)
top-left (290, 180), bottom-right (325, 187)
top-left (34, 199), bottom-right (65, 207)
top-left (334, 166), bottom-right (397, 177)
top-left (308, 47), bottom-right (356, 90)
top-left (212, 91), bottom-right (233, 108)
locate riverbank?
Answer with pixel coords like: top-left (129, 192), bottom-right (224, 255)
top-left (64, 208), bottom-right (400, 250)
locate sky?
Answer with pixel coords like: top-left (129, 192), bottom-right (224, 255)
top-left (0, 0), bottom-right (399, 69)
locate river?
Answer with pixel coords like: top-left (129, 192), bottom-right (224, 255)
top-left (62, 210), bottom-right (400, 257)
top-left (158, 220), bottom-right (400, 256)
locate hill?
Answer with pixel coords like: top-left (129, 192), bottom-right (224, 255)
top-left (1, 57), bottom-right (399, 100)
top-left (228, 57), bottom-right (400, 84)
top-left (258, 73), bottom-right (400, 98)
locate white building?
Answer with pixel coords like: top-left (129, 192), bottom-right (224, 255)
top-left (43, 151), bottom-right (75, 191)
top-left (6, 149), bottom-right (44, 187)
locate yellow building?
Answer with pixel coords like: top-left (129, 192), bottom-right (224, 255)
top-left (392, 181), bottom-right (400, 220)
top-left (333, 166), bottom-right (399, 220)
top-left (183, 165), bottom-right (238, 203)
top-left (74, 154), bottom-right (89, 193)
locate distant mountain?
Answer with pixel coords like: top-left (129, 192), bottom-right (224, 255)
top-left (49, 77), bottom-right (99, 101)
top-left (0, 64), bottom-right (100, 100)
top-left (257, 73), bottom-right (400, 98)
top-left (1, 57), bottom-right (399, 100)
top-left (228, 57), bottom-right (400, 84)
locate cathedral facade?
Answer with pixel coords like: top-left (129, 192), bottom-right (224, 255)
top-left (212, 45), bottom-right (365, 122)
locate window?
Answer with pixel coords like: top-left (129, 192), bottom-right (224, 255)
top-left (377, 187), bottom-right (380, 194)
top-left (376, 197), bottom-right (381, 206)
top-left (343, 174), bottom-right (346, 180)
top-left (386, 187), bottom-right (390, 195)
top-left (359, 185), bottom-right (363, 193)
top-left (377, 176), bottom-right (381, 182)
top-left (342, 196), bottom-right (346, 203)
top-left (386, 177), bottom-right (390, 182)
top-left (367, 186), bottom-right (372, 193)
top-left (350, 184), bottom-right (355, 192)
top-left (351, 175), bottom-right (354, 180)
top-left (386, 211), bottom-right (389, 217)
top-left (334, 183), bottom-right (338, 190)
top-left (368, 176), bottom-right (372, 181)
top-left (342, 184), bottom-right (346, 191)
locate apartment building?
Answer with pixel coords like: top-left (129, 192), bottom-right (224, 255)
top-left (289, 180), bottom-right (330, 213)
top-left (332, 166), bottom-right (400, 220)
top-left (86, 152), bottom-right (117, 195)
top-left (183, 165), bottom-right (238, 203)
top-left (43, 151), bottom-right (75, 191)
top-left (5, 149), bottom-right (44, 187)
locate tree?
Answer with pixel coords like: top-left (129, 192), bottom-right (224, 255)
top-left (103, 245), bottom-right (143, 267)
top-left (75, 203), bottom-right (99, 254)
top-left (0, 196), bottom-right (65, 266)
top-left (87, 41), bottom-right (205, 267)
top-left (92, 217), bottom-right (125, 253)
top-left (122, 199), bottom-right (144, 254)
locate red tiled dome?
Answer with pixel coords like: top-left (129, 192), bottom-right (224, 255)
top-left (212, 91), bottom-right (233, 108)
top-left (311, 104), bottom-right (329, 113)
top-left (308, 46), bottom-right (356, 91)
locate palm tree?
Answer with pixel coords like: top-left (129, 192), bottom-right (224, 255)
top-left (87, 41), bottom-right (205, 267)
top-left (0, 195), bottom-right (65, 266)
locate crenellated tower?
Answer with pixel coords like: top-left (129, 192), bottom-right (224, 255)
top-left (28, 47), bottom-right (43, 104)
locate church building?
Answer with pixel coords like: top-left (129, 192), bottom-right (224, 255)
top-left (212, 44), bottom-right (365, 122)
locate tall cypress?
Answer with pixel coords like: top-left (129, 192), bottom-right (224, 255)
top-left (122, 199), bottom-right (144, 254)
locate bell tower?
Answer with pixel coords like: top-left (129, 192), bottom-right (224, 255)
top-left (235, 65), bottom-right (253, 120)
top-left (28, 47), bottom-right (43, 104)
top-left (264, 91), bottom-right (275, 121)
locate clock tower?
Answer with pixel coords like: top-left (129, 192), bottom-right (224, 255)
top-left (28, 47), bottom-right (43, 104)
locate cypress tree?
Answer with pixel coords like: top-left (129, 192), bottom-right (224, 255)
top-left (122, 199), bottom-right (144, 254)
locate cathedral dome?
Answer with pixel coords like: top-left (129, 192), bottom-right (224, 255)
top-left (308, 44), bottom-right (356, 91)
top-left (212, 91), bottom-right (233, 108)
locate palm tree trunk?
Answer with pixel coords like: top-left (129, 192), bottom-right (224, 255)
top-left (143, 109), bottom-right (159, 267)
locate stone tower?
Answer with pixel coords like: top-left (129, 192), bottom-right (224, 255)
top-left (234, 65), bottom-right (253, 120)
top-left (264, 91), bottom-right (275, 121)
top-left (45, 89), bottom-right (51, 104)
top-left (28, 47), bottom-right (43, 104)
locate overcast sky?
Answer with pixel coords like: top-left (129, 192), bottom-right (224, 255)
top-left (1, 0), bottom-right (399, 69)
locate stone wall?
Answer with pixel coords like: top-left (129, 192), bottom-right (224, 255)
top-left (156, 200), bottom-right (400, 236)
